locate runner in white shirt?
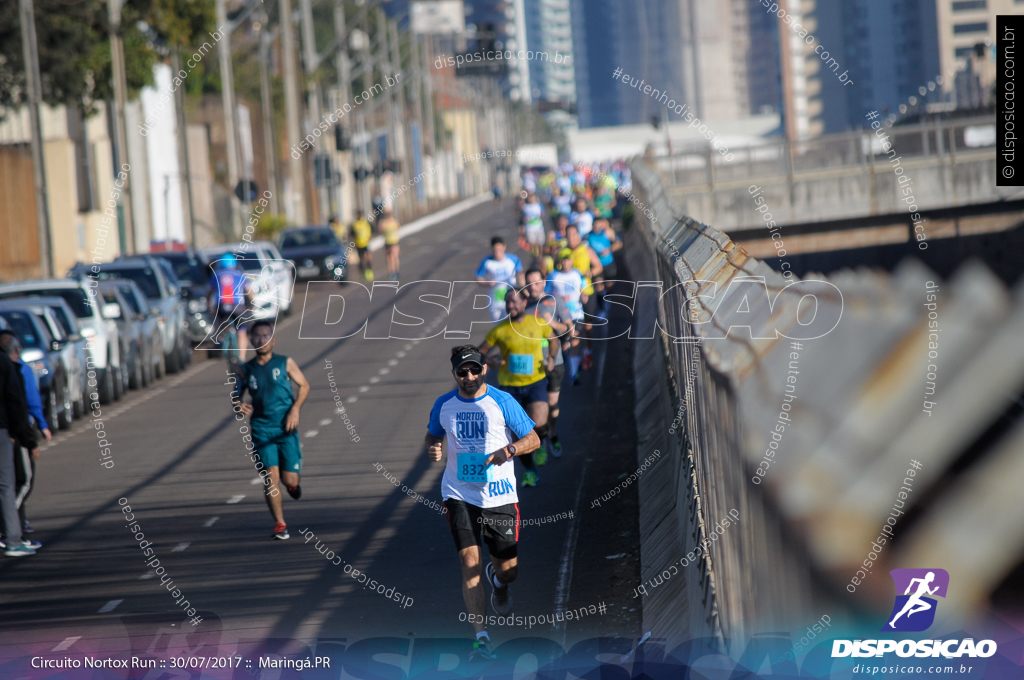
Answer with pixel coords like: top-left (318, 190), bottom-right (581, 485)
top-left (546, 249), bottom-right (587, 322)
top-left (569, 198), bottom-right (595, 237)
top-left (475, 237), bottom-right (524, 321)
top-left (425, 346), bottom-right (541, 658)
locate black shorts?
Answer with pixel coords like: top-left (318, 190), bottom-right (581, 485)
top-left (583, 293), bottom-right (598, 319)
top-left (600, 261), bottom-right (617, 279)
top-left (443, 498), bottom-right (519, 560)
top-left (356, 246), bottom-right (369, 258)
top-left (546, 363), bottom-right (564, 393)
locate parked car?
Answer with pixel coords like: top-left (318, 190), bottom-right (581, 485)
top-left (22, 296), bottom-right (91, 417)
top-left (250, 240), bottom-right (295, 315)
top-left (0, 304), bottom-right (72, 430)
top-left (0, 278), bottom-right (123, 404)
top-left (96, 283), bottom-right (147, 390)
top-left (199, 245), bottom-right (294, 323)
top-left (151, 257), bottom-right (192, 367)
top-left (277, 226), bottom-right (348, 282)
top-left (69, 257), bottom-right (188, 374)
top-left (8, 296), bottom-right (90, 419)
top-left (101, 278), bottom-right (164, 383)
top-left (149, 249), bottom-right (214, 343)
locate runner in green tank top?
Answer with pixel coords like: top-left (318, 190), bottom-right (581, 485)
top-left (238, 320), bottom-right (310, 540)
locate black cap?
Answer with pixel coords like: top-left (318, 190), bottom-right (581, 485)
top-left (451, 349), bottom-right (484, 371)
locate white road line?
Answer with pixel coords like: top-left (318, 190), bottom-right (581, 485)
top-left (346, 396), bottom-right (358, 403)
top-left (304, 430), bottom-right (318, 438)
top-left (51, 637), bottom-right (81, 651)
top-left (204, 516), bottom-right (220, 526)
top-left (378, 367), bottom-right (390, 374)
top-left (171, 542), bottom-right (191, 552)
top-left (404, 345), bottom-right (413, 351)
top-left (97, 599), bottom-right (123, 613)
top-left (140, 571), bottom-right (156, 580)
top-left (358, 386), bottom-right (370, 393)
top-left (227, 495), bottom-right (245, 504)
top-left (397, 351), bottom-right (407, 358)
top-left (388, 359), bottom-right (399, 366)
top-left (251, 475), bottom-right (265, 484)
top-left (319, 418), bottom-right (332, 426)
top-left (369, 377), bottom-right (380, 384)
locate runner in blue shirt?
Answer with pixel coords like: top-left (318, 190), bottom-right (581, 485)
top-left (424, 345), bottom-right (541, 658)
top-left (475, 237), bottom-right (524, 322)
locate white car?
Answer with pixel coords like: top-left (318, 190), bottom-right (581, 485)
top-left (200, 244), bottom-right (296, 321)
top-left (0, 278), bottom-right (123, 404)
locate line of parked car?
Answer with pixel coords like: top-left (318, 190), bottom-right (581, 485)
top-left (0, 229), bottom-right (346, 432)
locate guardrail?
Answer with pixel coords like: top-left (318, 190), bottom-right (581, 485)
top-left (625, 158), bottom-right (1024, 654)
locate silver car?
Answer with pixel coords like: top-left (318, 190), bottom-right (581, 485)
top-left (14, 296), bottom-right (90, 419)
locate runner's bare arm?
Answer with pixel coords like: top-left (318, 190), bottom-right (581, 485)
top-left (425, 432), bottom-right (444, 461)
top-left (477, 341), bottom-right (502, 369)
top-left (485, 430), bottom-right (540, 466)
top-left (284, 357), bottom-right (310, 431)
top-left (589, 248), bottom-right (604, 277)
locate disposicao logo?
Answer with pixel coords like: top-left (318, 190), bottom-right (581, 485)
top-left (882, 568), bottom-right (948, 632)
top-left (832, 568), bottom-right (998, 659)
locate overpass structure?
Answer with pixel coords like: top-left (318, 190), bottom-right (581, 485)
top-left (625, 160), bottom-right (1024, 655)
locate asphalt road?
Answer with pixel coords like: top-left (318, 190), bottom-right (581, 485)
top-left (0, 198), bottom-right (643, 672)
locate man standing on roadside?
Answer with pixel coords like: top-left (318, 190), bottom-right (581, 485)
top-left (0, 341), bottom-right (39, 556)
top-left (237, 320), bottom-right (311, 540)
top-left (0, 332), bottom-right (48, 544)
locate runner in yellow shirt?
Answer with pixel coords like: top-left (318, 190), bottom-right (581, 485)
top-left (479, 287), bottom-right (557, 486)
top-left (378, 205), bottom-right (401, 280)
top-left (351, 212), bottom-right (374, 281)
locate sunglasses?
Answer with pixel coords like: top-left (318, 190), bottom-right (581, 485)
top-left (456, 366), bottom-right (483, 377)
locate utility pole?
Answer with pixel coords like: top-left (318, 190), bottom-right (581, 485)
top-left (281, 0), bottom-right (306, 223)
top-left (216, 0), bottom-right (244, 238)
top-left (300, 0), bottom-right (326, 222)
top-left (408, 31), bottom-right (425, 207)
top-left (334, 0), bottom-right (353, 220)
top-left (259, 25), bottom-right (280, 215)
top-left (106, 0), bottom-right (137, 255)
top-left (388, 18), bottom-right (411, 215)
top-left (171, 46), bottom-right (197, 247)
top-left (19, 0), bottom-right (53, 276)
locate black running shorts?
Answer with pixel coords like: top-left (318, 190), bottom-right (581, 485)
top-left (546, 364), bottom-right (565, 393)
top-left (443, 498), bottom-right (519, 560)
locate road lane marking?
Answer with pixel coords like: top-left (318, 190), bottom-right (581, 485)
top-left (358, 386), bottom-right (369, 393)
top-left (388, 359), bottom-right (399, 366)
top-left (346, 396), bottom-right (358, 403)
top-left (369, 377), bottom-right (380, 384)
top-left (304, 430), bottom-right (318, 438)
top-left (319, 418), bottom-right (332, 426)
top-left (378, 368), bottom-right (390, 375)
top-left (140, 571), bottom-right (156, 580)
top-left (397, 351), bottom-right (406, 358)
top-left (97, 599), bottom-right (123, 613)
top-left (204, 516), bottom-right (221, 526)
top-left (52, 637), bottom-right (81, 651)
top-left (227, 495), bottom-right (245, 504)
top-left (171, 542), bottom-right (191, 552)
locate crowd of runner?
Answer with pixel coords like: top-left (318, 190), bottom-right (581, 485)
top-left (430, 161), bottom-right (630, 657)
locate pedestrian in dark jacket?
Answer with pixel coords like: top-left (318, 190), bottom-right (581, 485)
top-left (0, 348), bottom-right (39, 556)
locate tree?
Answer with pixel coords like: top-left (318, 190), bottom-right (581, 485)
top-left (0, 0), bottom-right (159, 115)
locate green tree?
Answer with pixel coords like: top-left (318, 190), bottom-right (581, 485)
top-left (0, 0), bottom-right (159, 114)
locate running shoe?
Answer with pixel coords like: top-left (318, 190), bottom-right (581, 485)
top-left (23, 521), bottom-right (34, 533)
top-left (0, 538), bottom-right (4, 549)
top-left (550, 438), bottom-right (563, 458)
top-left (286, 485), bottom-right (302, 500)
top-left (486, 562), bottom-right (514, 615)
top-left (5, 544), bottom-right (35, 557)
top-left (534, 447), bottom-right (548, 466)
top-left (272, 522), bottom-right (290, 540)
top-left (365, 269), bottom-right (374, 281)
top-left (522, 470), bottom-right (539, 487)
top-left (21, 539), bottom-right (42, 550)
top-left (470, 635), bottom-right (496, 661)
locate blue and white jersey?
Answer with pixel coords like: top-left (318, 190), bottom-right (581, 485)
top-left (428, 387), bottom-right (535, 508)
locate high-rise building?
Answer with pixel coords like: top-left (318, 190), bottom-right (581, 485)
top-left (523, 0), bottom-right (577, 113)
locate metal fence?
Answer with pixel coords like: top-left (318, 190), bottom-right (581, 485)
top-left (626, 158), bottom-right (1024, 656)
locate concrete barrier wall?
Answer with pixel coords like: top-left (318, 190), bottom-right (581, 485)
top-left (625, 157), bottom-right (1024, 655)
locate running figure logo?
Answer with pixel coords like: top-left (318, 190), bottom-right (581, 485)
top-left (882, 568), bottom-right (949, 632)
